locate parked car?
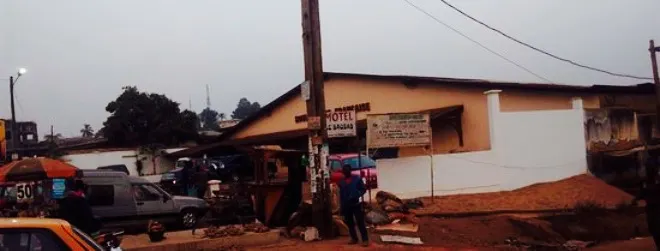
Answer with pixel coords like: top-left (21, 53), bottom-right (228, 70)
top-left (329, 154), bottom-right (378, 189)
top-left (0, 218), bottom-right (109, 250)
top-left (82, 170), bottom-right (208, 230)
top-left (97, 164), bottom-right (130, 175)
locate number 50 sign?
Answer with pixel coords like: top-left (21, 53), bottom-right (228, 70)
top-left (16, 182), bottom-right (36, 202)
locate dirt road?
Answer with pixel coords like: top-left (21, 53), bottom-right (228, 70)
top-left (250, 238), bottom-right (484, 251)
top-left (587, 238), bottom-right (655, 251)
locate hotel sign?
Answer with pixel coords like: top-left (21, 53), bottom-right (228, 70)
top-left (367, 113), bottom-right (431, 148)
top-left (327, 111), bottom-right (356, 138)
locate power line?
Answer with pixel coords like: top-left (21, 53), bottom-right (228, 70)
top-left (437, 0), bottom-right (652, 81)
top-left (402, 0), bottom-right (552, 83)
top-left (443, 154), bottom-right (584, 170)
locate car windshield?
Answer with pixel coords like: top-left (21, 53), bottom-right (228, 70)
top-left (342, 156), bottom-right (376, 170)
top-left (175, 161), bottom-right (186, 169)
top-left (161, 172), bottom-right (175, 180)
top-left (72, 227), bottom-right (104, 251)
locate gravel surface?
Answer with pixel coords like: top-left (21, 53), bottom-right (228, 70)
top-left (413, 174), bottom-right (634, 216)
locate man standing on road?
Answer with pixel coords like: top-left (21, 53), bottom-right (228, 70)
top-left (338, 164), bottom-right (369, 247)
top-left (58, 180), bottom-right (100, 236)
top-left (181, 161), bottom-right (193, 196)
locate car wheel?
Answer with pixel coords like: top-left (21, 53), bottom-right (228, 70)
top-left (180, 209), bottom-right (198, 229)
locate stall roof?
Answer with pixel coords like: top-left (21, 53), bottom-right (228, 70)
top-left (168, 105), bottom-right (464, 159)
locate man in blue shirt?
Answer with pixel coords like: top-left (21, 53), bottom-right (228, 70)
top-left (338, 164), bottom-right (369, 246)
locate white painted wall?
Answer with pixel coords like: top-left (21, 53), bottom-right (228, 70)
top-left (62, 148), bottom-right (185, 183)
top-left (377, 92), bottom-right (588, 199)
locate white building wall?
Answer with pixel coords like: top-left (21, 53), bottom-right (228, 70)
top-left (377, 91), bottom-right (588, 199)
top-left (62, 148), bottom-right (185, 183)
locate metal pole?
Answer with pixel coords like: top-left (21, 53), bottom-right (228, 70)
top-left (365, 120), bottom-right (371, 205)
top-left (650, 40), bottom-right (660, 133)
top-left (649, 40), bottom-right (660, 184)
top-left (9, 76), bottom-right (18, 158)
top-left (429, 126), bottom-right (435, 202)
top-left (355, 112), bottom-right (371, 204)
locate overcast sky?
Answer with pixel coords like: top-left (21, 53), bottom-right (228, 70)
top-left (1, 0), bottom-right (659, 137)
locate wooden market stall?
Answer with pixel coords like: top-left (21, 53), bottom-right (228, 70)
top-left (240, 145), bottom-right (305, 226)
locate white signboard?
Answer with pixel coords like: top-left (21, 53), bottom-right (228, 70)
top-left (300, 81), bottom-right (310, 101)
top-left (367, 113), bottom-right (431, 148)
top-left (16, 182), bottom-right (35, 202)
top-left (326, 111), bottom-right (357, 138)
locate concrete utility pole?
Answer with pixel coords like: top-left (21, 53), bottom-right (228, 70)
top-left (8, 68), bottom-right (26, 160)
top-left (301, 0), bottom-right (333, 238)
top-left (650, 40), bottom-right (660, 132)
top-left (9, 76), bottom-right (17, 157)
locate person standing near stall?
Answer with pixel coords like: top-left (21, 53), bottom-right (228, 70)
top-left (181, 161), bottom-right (193, 196)
top-left (58, 179), bottom-right (100, 236)
top-left (194, 161), bottom-right (209, 199)
top-left (338, 164), bottom-right (369, 246)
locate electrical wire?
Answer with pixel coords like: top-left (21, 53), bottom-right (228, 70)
top-left (443, 153), bottom-right (584, 170)
top-left (402, 0), bottom-right (553, 83)
top-left (437, 0), bottom-right (652, 80)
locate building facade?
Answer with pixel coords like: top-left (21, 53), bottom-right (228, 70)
top-left (213, 72), bottom-right (654, 198)
top-left (1, 119), bottom-right (40, 160)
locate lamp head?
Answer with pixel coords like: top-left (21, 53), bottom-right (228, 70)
top-left (17, 68), bottom-right (27, 76)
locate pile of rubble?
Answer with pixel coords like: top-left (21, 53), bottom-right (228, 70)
top-left (203, 222), bottom-right (270, 239)
top-left (365, 191), bottom-right (423, 226)
top-left (285, 190), bottom-right (424, 241)
top-left (244, 222), bottom-right (270, 233)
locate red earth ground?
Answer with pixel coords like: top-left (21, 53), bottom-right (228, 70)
top-left (250, 237), bottom-right (485, 251)
top-left (414, 174), bottom-right (634, 216)
top-left (586, 238), bottom-right (655, 251)
top-left (250, 237), bottom-right (659, 251)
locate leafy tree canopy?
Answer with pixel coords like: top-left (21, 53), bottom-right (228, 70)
top-left (231, 98), bottom-right (261, 120)
top-left (101, 86), bottom-right (199, 147)
top-left (199, 108), bottom-right (220, 131)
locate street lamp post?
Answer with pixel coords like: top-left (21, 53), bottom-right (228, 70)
top-left (8, 68), bottom-right (27, 160)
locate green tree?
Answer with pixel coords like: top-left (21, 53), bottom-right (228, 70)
top-left (80, 124), bottom-right (94, 138)
top-left (101, 86), bottom-right (199, 147)
top-left (199, 108), bottom-right (220, 130)
top-left (231, 98), bottom-right (261, 120)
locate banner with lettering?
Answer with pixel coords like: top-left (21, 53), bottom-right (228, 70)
top-left (367, 113), bottom-right (431, 148)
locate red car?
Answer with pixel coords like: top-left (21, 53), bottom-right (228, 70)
top-left (329, 154), bottom-right (378, 189)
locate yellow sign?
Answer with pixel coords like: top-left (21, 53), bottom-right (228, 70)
top-left (0, 120), bottom-right (5, 161)
top-left (367, 113), bottom-right (431, 148)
